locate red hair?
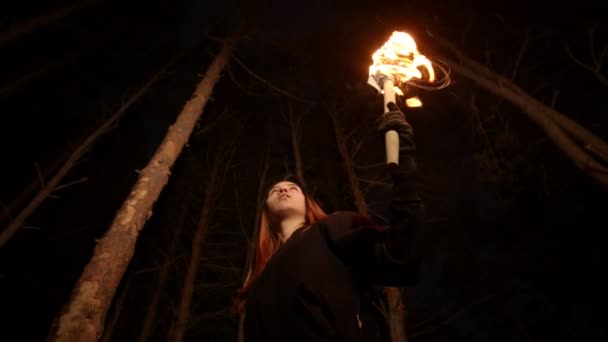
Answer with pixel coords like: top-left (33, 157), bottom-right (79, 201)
top-left (234, 193), bottom-right (326, 313)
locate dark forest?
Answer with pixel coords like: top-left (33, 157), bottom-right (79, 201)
top-left (1, 0), bottom-right (607, 341)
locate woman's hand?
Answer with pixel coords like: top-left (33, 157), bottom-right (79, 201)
top-left (376, 102), bottom-right (416, 173)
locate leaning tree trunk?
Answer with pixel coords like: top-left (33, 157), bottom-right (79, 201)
top-left (0, 55), bottom-right (179, 248)
top-left (46, 41), bottom-right (232, 342)
top-left (329, 107), bottom-right (408, 342)
top-left (428, 34), bottom-right (608, 186)
top-left (170, 142), bottom-right (235, 342)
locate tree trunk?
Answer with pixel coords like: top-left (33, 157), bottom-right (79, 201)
top-left (170, 142), bottom-right (236, 342)
top-left (237, 132), bottom-right (271, 342)
top-left (0, 49), bottom-right (82, 97)
top-left (287, 101), bottom-right (306, 185)
top-left (386, 288), bottom-right (407, 342)
top-left (46, 42), bottom-right (232, 342)
top-left (428, 35), bottom-right (608, 186)
top-left (1, 55), bottom-right (178, 248)
top-left (329, 107), bottom-right (408, 342)
top-left (328, 108), bottom-right (368, 216)
top-left (137, 190), bottom-right (192, 342)
top-left (0, 0), bottom-right (100, 47)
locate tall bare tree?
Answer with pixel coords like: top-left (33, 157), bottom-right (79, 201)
top-left (170, 141), bottom-right (236, 342)
top-left (0, 55), bottom-right (179, 248)
top-left (237, 130), bottom-right (271, 342)
top-left (0, 0), bottom-right (100, 47)
top-left (137, 187), bottom-right (192, 342)
top-left (329, 106), bottom-right (409, 342)
top-left (428, 33), bottom-right (608, 186)
top-left (287, 100), bottom-right (306, 185)
top-left (46, 41), bottom-right (233, 342)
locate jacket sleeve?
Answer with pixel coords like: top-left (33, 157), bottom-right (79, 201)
top-left (320, 133), bottom-right (424, 287)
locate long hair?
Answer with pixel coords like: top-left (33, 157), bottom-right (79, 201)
top-left (234, 184), bottom-right (326, 314)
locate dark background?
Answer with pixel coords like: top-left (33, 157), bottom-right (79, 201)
top-left (1, 0), bottom-right (607, 341)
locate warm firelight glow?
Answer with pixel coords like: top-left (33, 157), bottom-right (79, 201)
top-left (405, 96), bottom-right (422, 107)
top-left (369, 31), bottom-right (436, 102)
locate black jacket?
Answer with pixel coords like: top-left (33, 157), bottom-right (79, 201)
top-left (243, 166), bottom-right (423, 341)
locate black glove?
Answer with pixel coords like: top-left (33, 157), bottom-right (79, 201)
top-left (376, 103), bottom-right (423, 265)
top-left (377, 102), bottom-right (417, 174)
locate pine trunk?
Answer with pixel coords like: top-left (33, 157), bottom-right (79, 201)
top-left (169, 143), bottom-right (233, 341)
top-left (137, 190), bottom-right (192, 342)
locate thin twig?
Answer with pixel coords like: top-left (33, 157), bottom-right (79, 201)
top-left (53, 177), bottom-right (88, 192)
top-left (34, 161), bottom-right (45, 188)
top-left (1, 53), bottom-right (181, 248)
top-left (231, 54), bottom-right (315, 104)
top-left (510, 30), bottom-right (529, 81)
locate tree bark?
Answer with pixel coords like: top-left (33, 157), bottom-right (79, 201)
top-left (46, 42), bottom-right (232, 342)
top-left (0, 56), bottom-right (178, 248)
top-left (329, 106), bottom-right (408, 342)
top-left (99, 276), bottom-right (133, 342)
top-left (169, 142), bottom-right (234, 342)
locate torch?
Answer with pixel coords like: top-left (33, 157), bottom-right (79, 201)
top-left (367, 31), bottom-right (449, 167)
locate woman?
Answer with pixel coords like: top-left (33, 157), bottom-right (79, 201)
top-left (235, 104), bottom-right (424, 341)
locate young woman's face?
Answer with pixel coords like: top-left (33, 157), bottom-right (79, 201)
top-left (265, 181), bottom-right (306, 221)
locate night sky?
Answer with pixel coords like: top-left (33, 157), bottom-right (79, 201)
top-left (1, 0), bottom-right (607, 341)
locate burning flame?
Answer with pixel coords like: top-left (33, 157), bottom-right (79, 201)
top-left (405, 96), bottom-right (422, 107)
top-left (369, 31), bottom-right (436, 104)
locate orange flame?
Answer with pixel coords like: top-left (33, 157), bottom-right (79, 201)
top-left (369, 31), bottom-right (435, 100)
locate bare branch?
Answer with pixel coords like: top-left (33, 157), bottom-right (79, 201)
top-left (53, 177), bottom-right (88, 192)
top-left (171, 121), bottom-right (240, 342)
top-left (231, 54), bottom-right (315, 104)
top-left (0, 0), bottom-right (100, 47)
top-left (470, 94), bottom-right (502, 175)
top-left (410, 293), bottom-right (498, 339)
top-left (564, 38), bottom-right (608, 86)
top-left (2, 54), bottom-right (181, 249)
top-left (428, 33), bottom-right (608, 186)
top-left (510, 30), bottom-right (530, 81)
top-left (357, 177), bottom-right (391, 187)
top-left (46, 43), bottom-right (232, 341)
top-left (34, 161), bottom-right (45, 188)
top-left (355, 162), bottom-right (386, 170)
top-left (564, 42), bottom-right (598, 73)
top-left (551, 90), bottom-right (559, 108)
top-left (587, 25), bottom-right (598, 65)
